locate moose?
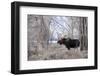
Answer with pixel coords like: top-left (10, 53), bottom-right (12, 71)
top-left (57, 38), bottom-right (80, 50)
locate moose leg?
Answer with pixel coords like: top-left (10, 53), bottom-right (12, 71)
top-left (67, 47), bottom-right (70, 50)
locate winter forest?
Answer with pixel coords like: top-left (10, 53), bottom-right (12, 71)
top-left (28, 15), bottom-right (88, 61)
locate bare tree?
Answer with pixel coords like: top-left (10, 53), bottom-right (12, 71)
top-left (80, 17), bottom-right (88, 50)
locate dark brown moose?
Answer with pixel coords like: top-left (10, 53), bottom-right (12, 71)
top-left (57, 38), bottom-right (80, 50)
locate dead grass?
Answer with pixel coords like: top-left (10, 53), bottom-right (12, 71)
top-left (28, 43), bottom-right (88, 61)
